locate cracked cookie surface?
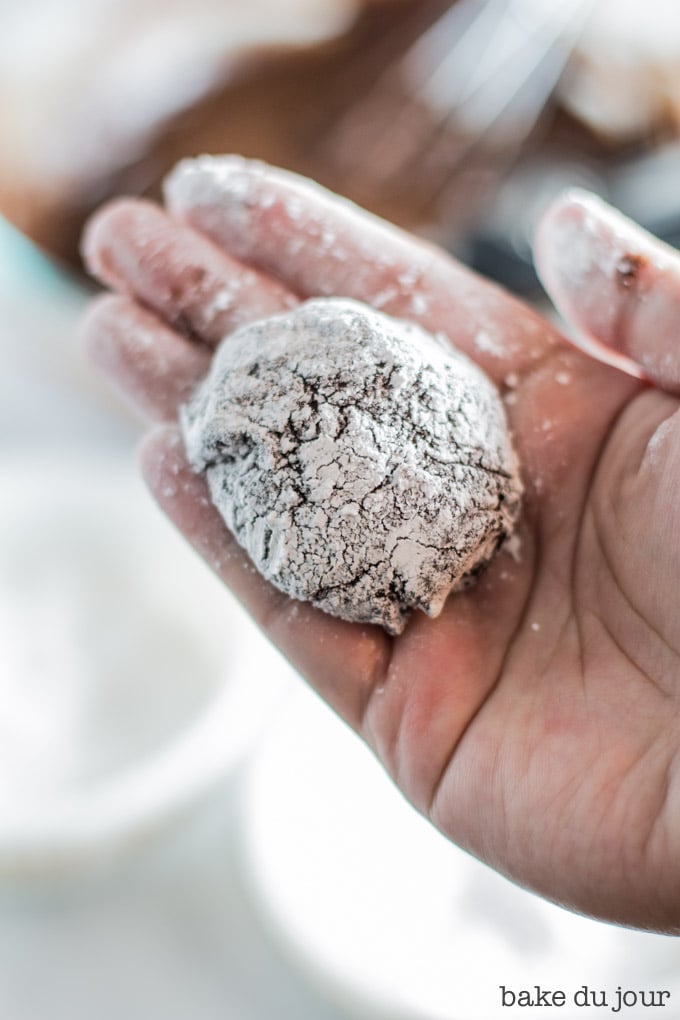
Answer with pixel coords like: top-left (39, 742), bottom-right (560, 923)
top-left (181, 298), bottom-right (522, 633)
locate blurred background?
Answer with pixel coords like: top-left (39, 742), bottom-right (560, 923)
top-left (2, 1), bottom-right (680, 1017)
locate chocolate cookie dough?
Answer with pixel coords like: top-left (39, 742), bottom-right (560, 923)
top-left (181, 298), bottom-right (521, 633)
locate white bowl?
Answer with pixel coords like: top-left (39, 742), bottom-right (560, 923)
top-left (241, 687), bottom-right (680, 1020)
top-left (0, 453), bottom-right (295, 879)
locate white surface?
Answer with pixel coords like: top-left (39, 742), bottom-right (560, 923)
top-left (0, 782), bottom-right (354, 1020)
top-left (243, 686), bottom-right (680, 1020)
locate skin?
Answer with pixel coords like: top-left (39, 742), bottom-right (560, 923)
top-left (81, 160), bottom-right (680, 931)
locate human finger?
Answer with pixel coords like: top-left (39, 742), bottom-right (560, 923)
top-left (81, 294), bottom-right (211, 422)
top-left (164, 155), bottom-right (558, 383)
top-left (82, 198), bottom-right (297, 346)
top-left (534, 188), bottom-right (680, 394)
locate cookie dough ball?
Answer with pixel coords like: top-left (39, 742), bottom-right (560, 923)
top-left (181, 298), bottom-right (521, 634)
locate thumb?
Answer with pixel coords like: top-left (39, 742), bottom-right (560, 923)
top-left (533, 188), bottom-right (680, 394)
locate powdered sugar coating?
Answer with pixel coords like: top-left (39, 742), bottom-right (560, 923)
top-left (181, 299), bottom-right (522, 633)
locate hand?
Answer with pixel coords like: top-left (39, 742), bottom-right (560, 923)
top-left (81, 158), bottom-right (680, 931)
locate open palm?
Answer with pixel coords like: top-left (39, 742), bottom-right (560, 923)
top-left (82, 159), bottom-right (680, 931)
